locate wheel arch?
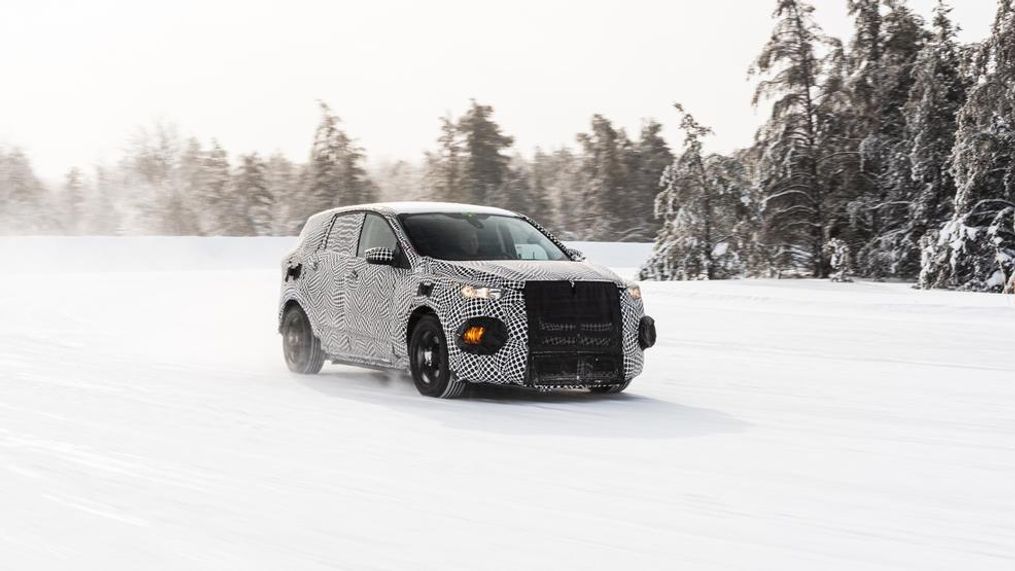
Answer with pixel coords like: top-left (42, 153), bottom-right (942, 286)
top-left (405, 305), bottom-right (439, 349)
top-left (279, 298), bottom-right (307, 333)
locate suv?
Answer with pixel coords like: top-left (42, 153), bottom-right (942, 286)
top-left (278, 202), bottom-right (656, 398)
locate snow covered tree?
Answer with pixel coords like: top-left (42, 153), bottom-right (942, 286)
top-left (921, 0), bottom-right (1015, 291)
top-left (824, 238), bottom-right (854, 282)
top-left (849, 0), bottom-right (930, 279)
top-left (904, 1), bottom-right (968, 260)
top-left (728, 146), bottom-right (772, 276)
top-left (640, 105), bottom-right (750, 281)
top-left (751, 0), bottom-right (844, 277)
top-left (845, 0), bottom-right (883, 132)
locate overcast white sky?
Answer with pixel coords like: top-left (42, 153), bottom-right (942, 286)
top-left (0, 0), bottom-right (997, 180)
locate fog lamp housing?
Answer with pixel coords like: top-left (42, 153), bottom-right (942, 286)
top-left (456, 317), bottom-right (509, 355)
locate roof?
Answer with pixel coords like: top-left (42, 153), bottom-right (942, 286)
top-left (360, 201), bottom-right (519, 216)
top-left (380, 201), bottom-right (519, 216)
top-left (310, 201), bottom-right (518, 220)
top-left (300, 202), bottom-right (522, 237)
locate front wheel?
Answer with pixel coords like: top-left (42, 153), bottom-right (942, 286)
top-left (282, 305), bottom-right (325, 374)
top-left (409, 315), bottom-right (466, 398)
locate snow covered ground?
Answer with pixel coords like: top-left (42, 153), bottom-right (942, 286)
top-left (2, 237), bottom-right (1014, 570)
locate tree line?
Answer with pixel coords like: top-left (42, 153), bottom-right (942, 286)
top-left (642, 0), bottom-right (1015, 292)
top-left (0, 100), bottom-right (671, 242)
top-left (2, 0), bottom-right (1013, 292)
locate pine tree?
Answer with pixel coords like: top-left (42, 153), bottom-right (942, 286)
top-left (850, 0), bottom-right (930, 278)
top-left (0, 148), bottom-right (47, 234)
top-left (423, 115), bottom-right (465, 202)
top-left (457, 100), bottom-right (514, 205)
top-left (372, 159), bottom-right (425, 203)
top-left (88, 165), bottom-right (120, 235)
top-left (176, 138), bottom-right (210, 235)
top-left (198, 140), bottom-right (232, 235)
top-left (530, 147), bottom-right (579, 236)
top-left (846, 0), bottom-right (883, 132)
top-left (496, 154), bottom-right (536, 215)
top-left (640, 105), bottom-right (751, 280)
top-left (905, 1), bottom-right (968, 283)
top-left (422, 102), bottom-right (514, 207)
top-left (576, 115), bottom-right (632, 240)
top-left (265, 152), bottom-right (299, 235)
top-left (234, 152), bottom-right (270, 235)
top-left (922, 0), bottom-right (1015, 291)
top-left (824, 237), bottom-right (854, 281)
top-left (305, 101), bottom-right (374, 217)
top-left (629, 120), bottom-right (674, 241)
top-left (62, 167), bottom-right (86, 234)
top-left (124, 122), bottom-right (193, 234)
top-left (751, 0), bottom-right (843, 277)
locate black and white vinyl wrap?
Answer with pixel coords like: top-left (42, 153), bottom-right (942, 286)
top-left (279, 202), bottom-right (647, 388)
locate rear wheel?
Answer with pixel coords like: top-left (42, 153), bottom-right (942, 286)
top-left (282, 305), bottom-right (325, 374)
top-left (409, 315), bottom-right (466, 398)
top-left (590, 380), bottom-right (630, 394)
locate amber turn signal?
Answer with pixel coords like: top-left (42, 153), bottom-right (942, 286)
top-left (461, 325), bottom-right (486, 345)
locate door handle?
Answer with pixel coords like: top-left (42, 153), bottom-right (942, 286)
top-left (349, 269), bottom-right (359, 279)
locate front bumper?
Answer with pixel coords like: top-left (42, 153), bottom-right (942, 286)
top-left (442, 284), bottom-right (648, 387)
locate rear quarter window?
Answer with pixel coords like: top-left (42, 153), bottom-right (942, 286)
top-left (323, 213), bottom-right (365, 256)
top-left (298, 215), bottom-right (333, 252)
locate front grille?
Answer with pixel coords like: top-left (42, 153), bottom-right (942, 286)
top-left (524, 281), bottom-right (623, 384)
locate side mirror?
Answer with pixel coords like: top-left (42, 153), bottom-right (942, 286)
top-left (365, 247), bottom-right (396, 265)
top-left (565, 247), bottom-right (585, 262)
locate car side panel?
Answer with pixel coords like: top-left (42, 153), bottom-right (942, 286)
top-left (317, 213), bottom-right (365, 356)
top-left (278, 213), bottom-right (335, 341)
top-left (344, 257), bottom-right (416, 364)
top-left (278, 212), bottom-right (364, 357)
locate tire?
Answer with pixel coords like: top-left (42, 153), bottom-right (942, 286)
top-left (590, 380), bottom-right (631, 394)
top-left (409, 315), bottom-right (467, 398)
top-left (281, 305), bottom-right (325, 374)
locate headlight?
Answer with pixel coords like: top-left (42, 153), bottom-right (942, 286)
top-left (627, 284), bottom-right (642, 300)
top-left (460, 284), bottom-right (503, 300)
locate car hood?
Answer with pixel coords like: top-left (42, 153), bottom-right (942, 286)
top-left (425, 259), bottom-right (626, 288)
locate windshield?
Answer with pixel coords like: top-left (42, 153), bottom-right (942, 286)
top-left (398, 213), bottom-right (570, 262)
